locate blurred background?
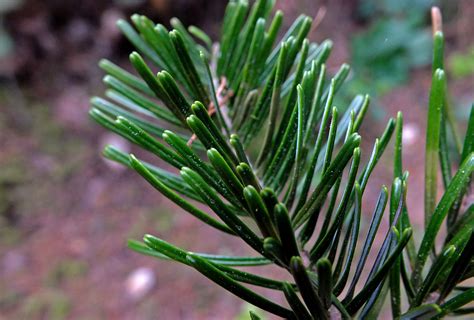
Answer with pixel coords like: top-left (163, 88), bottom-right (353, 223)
top-left (0, 0), bottom-right (472, 319)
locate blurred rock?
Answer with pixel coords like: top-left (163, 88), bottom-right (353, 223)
top-left (402, 123), bottom-right (420, 147)
top-left (99, 133), bottom-right (130, 171)
top-left (125, 267), bottom-right (156, 301)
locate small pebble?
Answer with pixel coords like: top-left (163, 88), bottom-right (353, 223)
top-left (125, 267), bottom-right (156, 300)
top-left (99, 133), bottom-right (130, 171)
top-left (402, 123), bottom-right (420, 146)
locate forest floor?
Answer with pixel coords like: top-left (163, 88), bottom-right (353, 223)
top-left (0, 0), bottom-right (473, 319)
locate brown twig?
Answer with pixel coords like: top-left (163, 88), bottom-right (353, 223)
top-left (187, 77), bottom-right (233, 146)
top-left (311, 6), bottom-right (327, 34)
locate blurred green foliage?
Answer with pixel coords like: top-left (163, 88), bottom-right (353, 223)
top-left (20, 289), bottom-right (71, 320)
top-left (349, 0), bottom-right (436, 101)
top-left (45, 259), bottom-right (88, 287)
top-left (357, 0), bottom-right (435, 19)
top-left (448, 46), bottom-right (474, 78)
top-left (0, 0), bottom-right (23, 58)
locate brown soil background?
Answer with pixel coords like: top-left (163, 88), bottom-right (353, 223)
top-left (0, 0), bottom-right (473, 319)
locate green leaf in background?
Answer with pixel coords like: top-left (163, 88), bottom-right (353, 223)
top-left (349, 0), bottom-right (433, 108)
top-left (448, 46), bottom-right (474, 79)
